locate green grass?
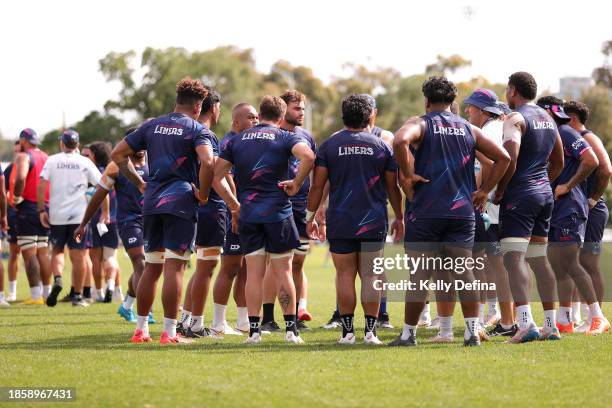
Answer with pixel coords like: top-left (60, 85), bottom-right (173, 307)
top-left (1, 246), bottom-right (611, 408)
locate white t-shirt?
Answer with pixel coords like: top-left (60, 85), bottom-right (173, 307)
top-left (482, 119), bottom-right (504, 224)
top-left (40, 151), bottom-right (102, 225)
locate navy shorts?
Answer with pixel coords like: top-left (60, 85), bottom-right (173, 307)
top-left (239, 215), bottom-right (300, 254)
top-left (223, 212), bottom-right (243, 256)
top-left (143, 213), bottom-right (196, 253)
top-left (293, 208), bottom-right (308, 239)
top-left (328, 239), bottom-right (385, 254)
top-left (90, 222), bottom-right (119, 249)
top-left (15, 201), bottom-right (49, 237)
top-left (404, 215), bottom-right (475, 252)
top-left (50, 224), bottom-right (87, 250)
top-left (195, 206), bottom-right (227, 248)
top-left (485, 224), bottom-right (502, 256)
top-left (549, 214), bottom-right (587, 245)
top-left (473, 212), bottom-right (488, 254)
top-left (6, 211), bottom-right (17, 244)
top-left (499, 193), bottom-right (553, 239)
top-left (118, 219), bottom-right (144, 250)
top-left (584, 201), bottom-right (608, 243)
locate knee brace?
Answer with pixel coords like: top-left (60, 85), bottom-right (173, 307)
top-left (268, 250), bottom-right (294, 260)
top-left (18, 236), bottom-right (38, 250)
top-left (164, 249), bottom-right (192, 261)
top-left (525, 243), bottom-right (548, 259)
top-left (245, 247), bottom-right (266, 257)
top-left (144, 251), bottom-right (165, 264)
top-left (294, 239), bottom-right (310, 255)
top-left (196, 246), bottom-right (222, 261)
top-left (500, 237), bottom-right (529, 254)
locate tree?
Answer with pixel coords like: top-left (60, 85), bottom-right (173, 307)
top-left (592, 40), bottom-right (612, 88)
top-left (425, 54), bottom-right (472, 75)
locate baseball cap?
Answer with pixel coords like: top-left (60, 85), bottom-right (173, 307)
top-left (19, 128), bottom-right (41, 145)
top-left (536, 101), bottom-right (570, 122)
top-left (59, 129), bottom-right (80, 144)
top-left (464, 89), bottom-right (503, 116)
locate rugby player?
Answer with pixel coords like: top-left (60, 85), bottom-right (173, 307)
top-left (307, 93), bottom-right (404, 345)
top-left (112, 77), bottom-right (215, 344)
top-left (391, 76), bottom-right (510, 347)
top-left (0, 165), bottom-right (7, 306)
top-left (214, 95), bottom-right (315, 344)
top-left (3, 141), bottom-right (21, 303)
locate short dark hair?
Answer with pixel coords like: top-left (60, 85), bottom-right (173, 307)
top-left (259, 95), bottom-right (287, 121)
top-left (201, 86), bottom-right (221, 114)
top-left (422, 76), bottom-right (457, 105)
top-left (341, 94), bottom-right (373, 128)
top-left (176, 77), bottom-right (208, 106)
top-left (280, 89), bottom-right (306, 106)
top-left (89, 141), bottom-right (112, 167)
top-left (508, 72), bottom-right (537, 100)
top-left (537, 95), bottom-right (564, 108)
top-left (564, 100), bottom-right (589, 125)
top-left (64, 139), bottom-right (78, 150)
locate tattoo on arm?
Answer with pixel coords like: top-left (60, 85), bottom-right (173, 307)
top-left (117, 159), bottom-right (144, 189)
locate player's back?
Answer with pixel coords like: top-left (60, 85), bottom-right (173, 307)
top-left (116, 162), bottom-right (148, 223)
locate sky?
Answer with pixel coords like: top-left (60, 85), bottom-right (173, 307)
top-left (1, 0), bottom-right (610, 138)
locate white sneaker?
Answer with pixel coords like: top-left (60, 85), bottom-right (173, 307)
top-left (431, 332), bottom-right (454, 343)
top-left (429, 317), bottom-right (440, 330)
top-left (210, 322), bottom-right (244, 338)
top-left (364, 331), bottom-right (383, 345)
top-left (224, 322), bottom-right (243, 336)
top-left (338, 333), bottom-right (356, 345)
top-left (112, 287), bottom-right (123, 303)
top-left (7, 293), bottom-right (17, 302)
top-left (484, 312), bottom-right (501, 327)
top-left (235, 324), bottom-right (250, 335)
top-left (244, 333), bottom-right (262, 344)
top-left (418, 316), bottom-right (432, 328)
top-left (0, 299), bottom-right (10, 307)
top-left (285, 331), bottom-right (304, 344)
top-left (575, 320), bottom-right (591, 333)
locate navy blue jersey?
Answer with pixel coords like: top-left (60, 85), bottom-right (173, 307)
top-left (219, 123), bottom-right (306, 223)
top-left (409, 111), bottom-right (476, 220)
top-left (125, 112), bottom-right (213, 221)
top-left (581, 129), bottom-right (605, 204)
top-left (200, 126), bottom-right (226, 211)
top-left (505, 105), bottom-right (557, 198)
top-left (116, 163), bottom-right (148, 223)
top-left (220, 131), bottom-right (239, 186)
top-left (315, 129), bottom-right (396, 240)
top-left (551, 125), bottom-right (592, 223)
top-left (285, 127), bottom-right (316, 213)
top-left (93, 165), bottom-right (118, 224)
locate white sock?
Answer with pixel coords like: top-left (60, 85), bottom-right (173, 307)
top-left (298, 298), bottom-right (307, 310)
top-left (30, 285), bottom-right (42, 300)
top-left (8, 281), bottom-right (17, 296)
top-left (420, 303), bottom-right (430, 321)
top-left (237, 307), bottom-right (249, 328)
top-left (105, 280), bottom-right (115, 292)
top-left (97, 289), bottom-right (104, 299)
top-left (478, 303), bottom-right (485, 325)
top-left (42, 285), bottom-right (51, 298)
top-left (501, 322), bottom-right (514, 330)
top-left (516, 305), bottom-right (535, 330)
top-left (123, 295), bottom-right (136, 310)
top-left (487, 298), bottom-right (498, 316)
top-left (581, 303), bottom-right (590, 321)
top-left (163, 318), bottom-right (177, 337)
top-left (464, 317), bottom-right (479, 340)
top-left (439, 316), bottom-right (453, 337)
top-left (212, 303), bottom-right (227, 329)
top-left (571, 302), bottom-right (581, 323)
top-left (588, 302), bottom-right (604, 320)
top-left (180, 310), bottom-right (192, 328)
top-left (136, 315), bottom-right (149, 336)
top-left (401, 324), bottom-right (417, 340)
top-left (0, 292), bottom-right (5, 301)
top-left (191, 315), bottom-right (204, 331)
top-left (543, 309), bottom-right (556, 332)
top-left (558, 306), bottom-right (572, 325)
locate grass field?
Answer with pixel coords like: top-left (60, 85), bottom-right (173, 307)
top-left (1, 245), bottom-right (611, 408)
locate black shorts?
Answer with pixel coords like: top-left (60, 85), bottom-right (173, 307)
top-left (90, 222), bottom-right (119, 249)
top-left (223, 212), bottom-right (243, 256)
top-left (328, 239), bottom-right (385, 254)
top-left (195, 206), bottom-right (227, 248)
top-left (6, 210), bottom-right (17, 244)
top-left (404, 215), bottom-right (475, 252)
top-left (15, 201), bottom-right (49, 238)
top-left (485, 224), bottom-right (502, 256)
top-left (118, 219), bottom-right (144, 250)
top-left (143, 213), bottom-right (196, 253)
top-left (473, 212), bottom-right (488, 254)
top-left (549, 215), bottom-right (587, 246)
top-left (239, 215), bottom-right (300, 255)
top-left (50, 224), bottom-right (88, 250)
top-left (499, 193), bottom-right (553, 239)
top-left (582, 201), bottom-right (608, 254)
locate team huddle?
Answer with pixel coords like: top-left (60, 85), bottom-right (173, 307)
top-left (0, 71), bottom-right (609, 347)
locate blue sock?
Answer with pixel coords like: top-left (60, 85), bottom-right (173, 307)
top-left (380, 298), bottom-right (387, 314)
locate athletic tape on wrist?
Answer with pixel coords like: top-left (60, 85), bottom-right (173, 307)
top-left (306, 210), bottom-right (316, 222)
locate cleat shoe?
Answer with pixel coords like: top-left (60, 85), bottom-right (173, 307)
top-left (418, 316), bottom-right (432, 328)
top-left (24, 297), bottom-right (45, 305)
top-left (323, 311), bottom-right (342, 329)
top-left (46, 283), bottom-right (62, 307)
top-left (160, 331), bottom-right (192, 344)
top-left (7, 293), bottom-right (17, 302)
top-left (556, 321), bottom-right (574, 334)
top-left (338, 333), bottom-right (356, 345)
top-left (235, 324), bottom-right (249, 335)
top-left (428, 317), bottom-right (440, 330)
top-left (72, 297), bottom-right (90, 307)
top-left (586, 317), bottom-right (611, 336)
top-left (223, 322), bottom-right (243, 335)
top-left (0, 299), bottom-right (10, 307)
top-left (487, 323), bottom-right (518, 337)
top-left (176, 324), bottom-right (187, 337)
top-left (130, 329), bottom-right (152, 343)
top-left (484, 312), bottom-right (501, 328)
top-left (285, 331), bottom-right (304, 344)
top-left (464, 335), bottom-right (481, 346)
top-left (112, 287), bottom-right (123, 303)
top-left (478, 327), bottom-right (489, 342)
top-left (185, 327), bottom-right (211, 338)
top-left (364, 331), bottom-right (383, 345)
top-left (245, 332), bottom-right (262, 344)
top-left (84, 296), bottom-right (95, 304)
top-left (431, 333), bottom-right (454, 343)
top-left (297, 320), bottom-right (309, 331)
top-left (388, 334), bottom-right (417, 347)
top-left (575, 320), bottom-right (591, 334)
top-left (148, 312), bottom-right (156, 324)
top-left (95, 295), bottom-right (105, 303)
top-left (117, 304), bottom-right (136, 322)
top-left (103, 289), bottom-right (113, 303)
top-left (539, 328), bottom-right (561, 341)
top-left (509, 326), bottom-right (540, 344)
top-left (260, 321), bottom-right (281, 334)
top-left (60, 293), bottom-right (74, 303)
top-left (298, 308), bottom-right (312, 321)
top-left (377, 312), bottom-right (394, 329)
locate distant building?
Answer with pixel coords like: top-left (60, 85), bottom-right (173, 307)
top-left (559, 77), bottom-right (593, 100)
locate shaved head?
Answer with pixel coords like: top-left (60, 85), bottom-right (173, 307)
top-left (232, 103), bottom-right (259, 133)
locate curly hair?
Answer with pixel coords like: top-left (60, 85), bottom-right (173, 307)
top-left (176, 77), bottom-right (208, 106)
top-left (280, 89), bottom-right (306, 106)
top-left (508, 72), bottom-right (537, 100)
top-left (422, 76), bottom-right (457, 105)
top-left (341, 94), bottom-right (373, 129)
top-left (564, 100), bottom-right (589, 125)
